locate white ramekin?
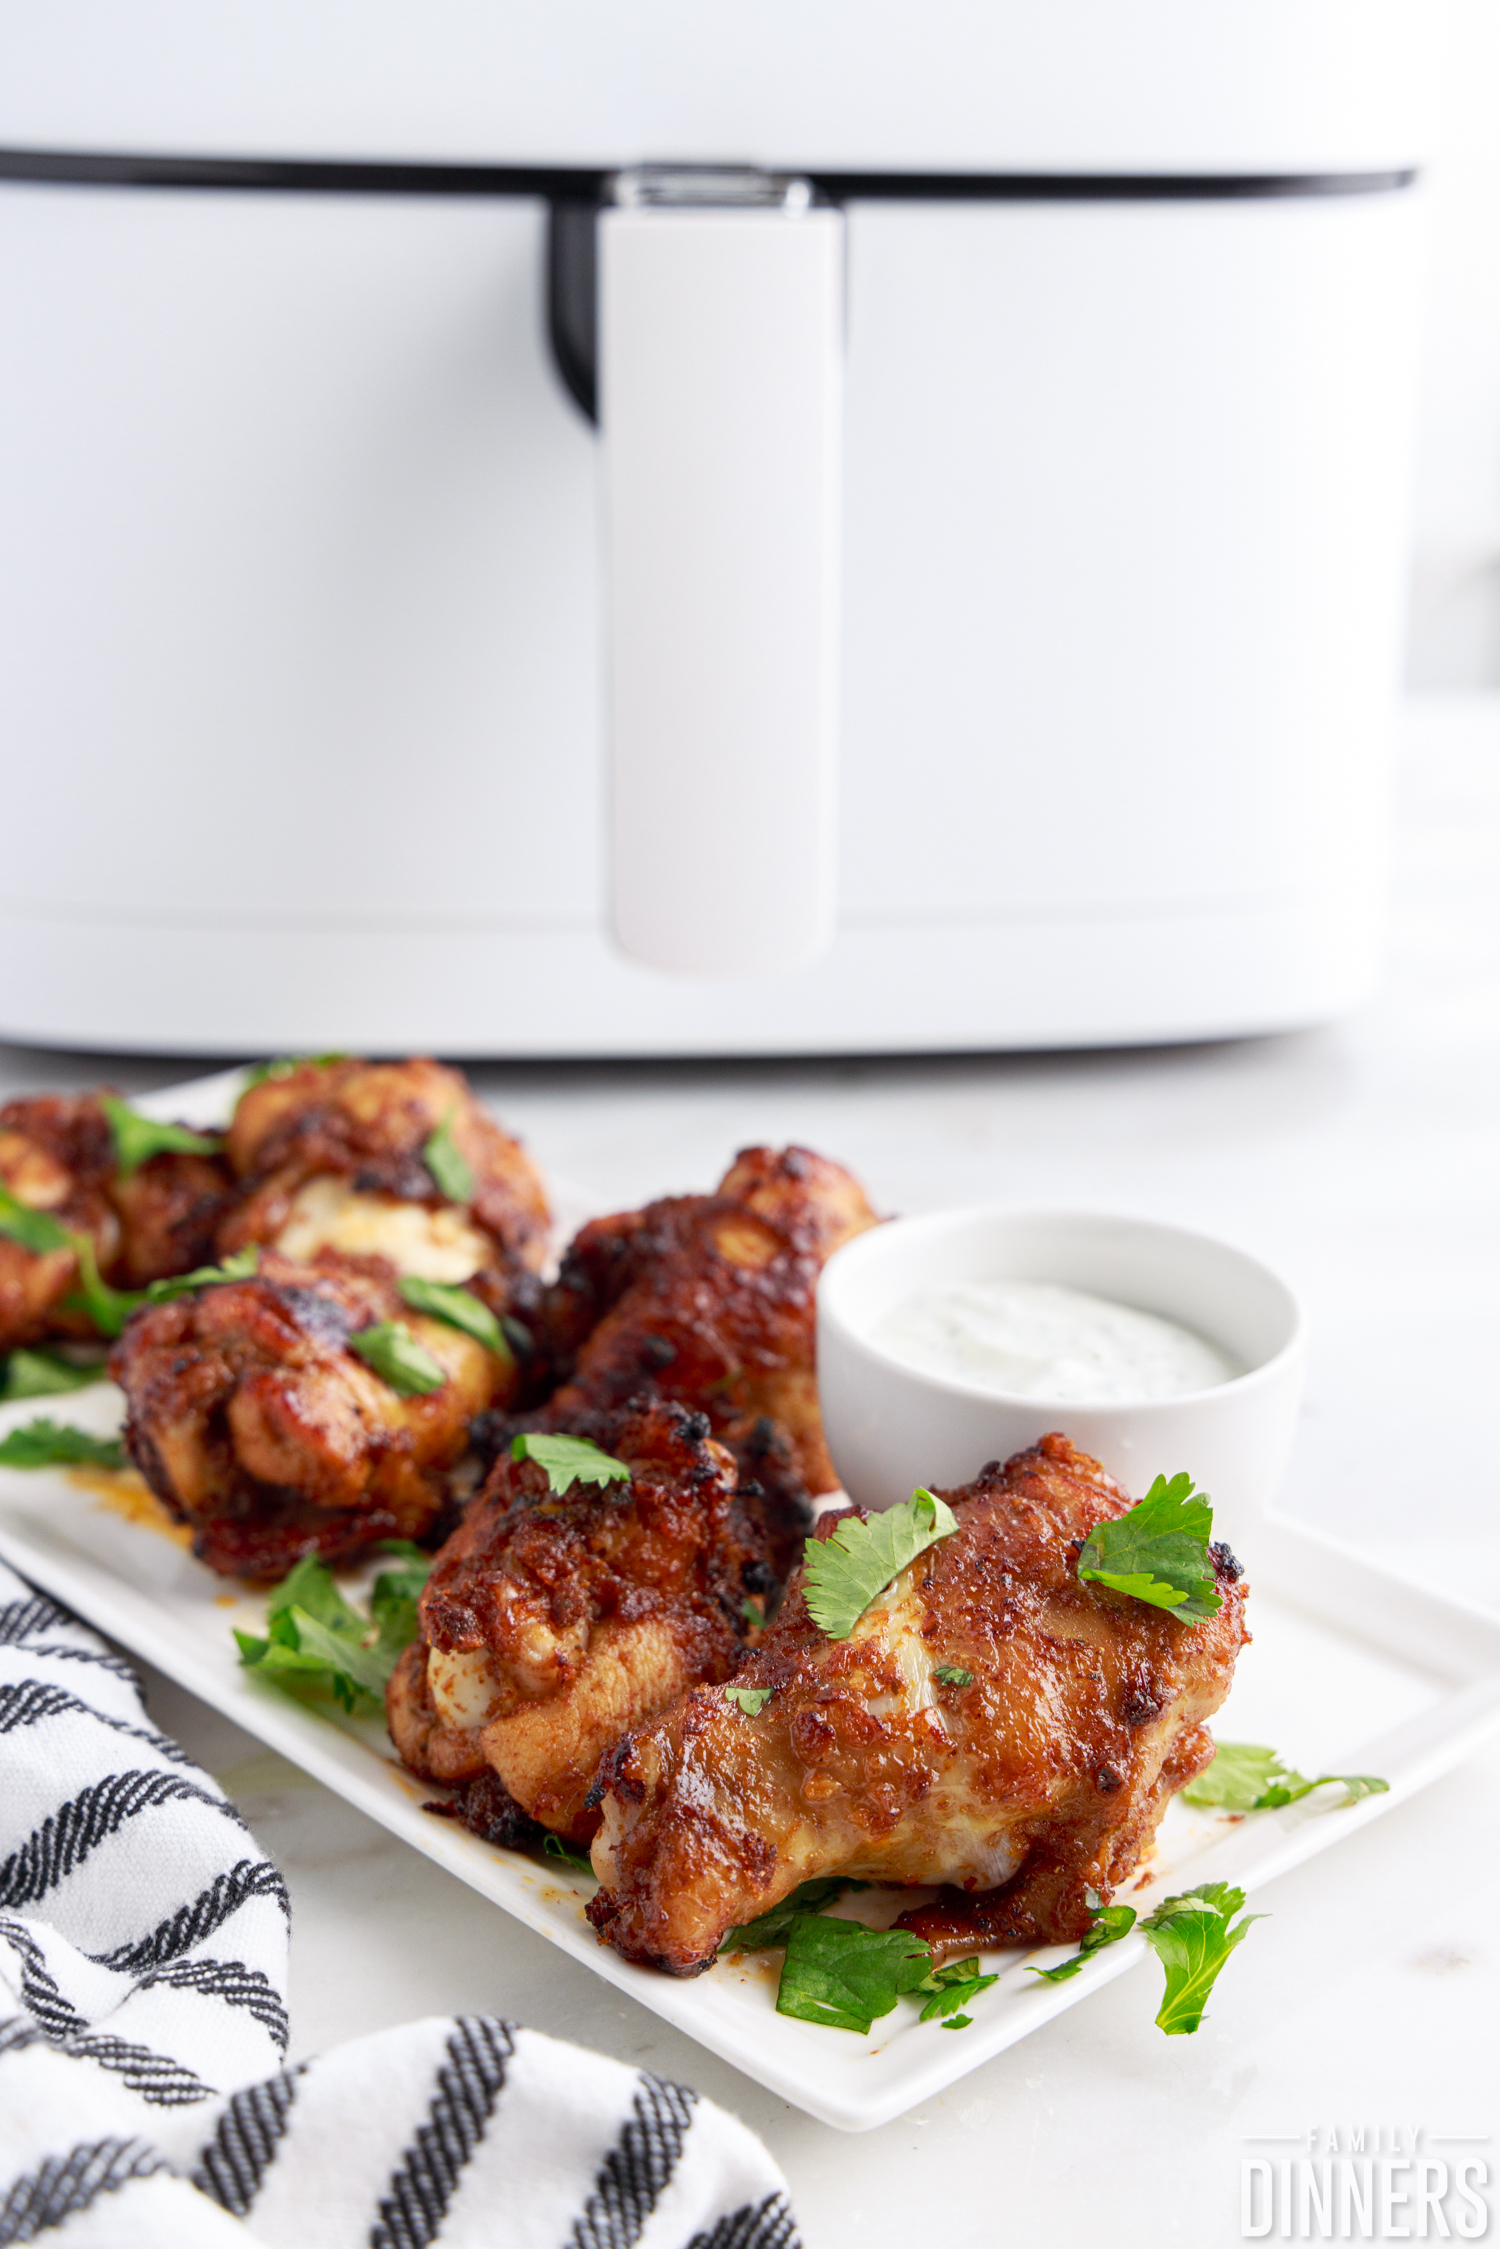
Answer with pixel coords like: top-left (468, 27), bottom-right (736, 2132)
top-left (816, 1208), bottom-right (1305, 1555)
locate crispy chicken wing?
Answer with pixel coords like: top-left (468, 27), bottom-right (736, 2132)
top-left (112, 1249), bottom-right (504, 1578)
top-left (387, 1399), bottom-right (770, 1845)
top-left (522, 1147), bottom-right (879, 1577)
top-left (0, 1094), bottom-right (236, 1350)
top-left (587, 1434), bottom-right (1249, 1975)
top-left (217, 1059), bottom-right (550, 1319)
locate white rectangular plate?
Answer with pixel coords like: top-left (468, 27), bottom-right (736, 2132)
top-left (3, 1071), bottom-right (1499, 2130)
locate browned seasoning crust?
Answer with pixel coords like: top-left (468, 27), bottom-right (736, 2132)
top-left (216, 1057), bottom-right (551, 1308)
top-left (0, 1092), bottom-right (236, 1349)
top-left (387, 1398), bottom-right (771, 1845)
top-left (111, 1249), bottom-right (506, 1578)
top-left (521, 1146), bottom-right (879, 1576)
top-left (586, 1433), bottom-right (1249, 1975)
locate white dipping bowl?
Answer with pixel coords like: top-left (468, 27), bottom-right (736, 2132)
top-left (817, 1208), bottom-right (1305, 1554)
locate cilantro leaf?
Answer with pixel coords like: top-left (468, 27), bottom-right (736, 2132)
top-left (0, 1185), bottom-right (73, 1258)
top-left (143, 1246), bottom-right (260, 1305)
top-left (1182, 1740), bottom-right (1389, 1813)
top-left (349, 1321), bottom-right (447, 1396)
top-left (1027, 1896), bottom-right (1138, 1983)
top-left (801, 1489), bottom-right (959, 1641)
top-left (239, 1053), bottom-right (349, 1092)
top-left (915, 1954), bottom-right (999, 2027)
top-left (0, 1418), bottom-right (126, 1470)
top-left (775, 1915), bottom-right (934, 2034)
top-left (542, 1832), bottom-right (597, 1879)
top-left (1076, 1472), bottom-right (1222, 1620)
top-left (97, 1094), bottom-right (223, 1177)
top-left (511, 1432), bottom-right (632, 1496)
top-left (1, 1347), bottom-right (109, 1401)
top-left (423, 1109), bottom-right (475, 1204)
top-left (237, 1548), bottom-right (432, 1712)
top-left (719, 1877), bottom-right (870, 1953)
top-left (0, 1189), bottom-right (141, 1336)
top-left (1141, 1882), bottom-right (1263, 2035)
top-left (397, 1276), bottom-right (511, 1359)
top-left (933, 1664), bottom-right (973, 1688)
top-left (724, 1684), bottom-right (774, 1717)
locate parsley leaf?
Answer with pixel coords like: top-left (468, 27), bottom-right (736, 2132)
top-left (724, 1684), bottom-right (774, 1717)
top-left (236, 1547), bottom-right (431, 1714)
top-left (1076, 1472), bottom-right (1222, 1620)
top-left (1027, 1894), bottom-right (1138, 1983)
top-left (510, 1432), bottom-right (632, 1496)
top-left (775, 1915), bottom-right (935, 2034)
top-left (0, 1189), bottom-right (140, 1336)
top-left (720, 1877), bottom-right (870, 1953)
top-left (423, 1109), bottom-right (475, 1204)
top-left (1, 1346), bottom-right (109, 1401)
top-left (142, 1246), bottom-right (260, 1305)
top-left (933, 1664), bottom-right (973, 1688)
top-left (397, 1276), bottom-right (510, 1359)
top-left (915, 1954), bottom-right (999, 2027)
top-left (801, 1489), bottom-right (959, 1641)
top-left (542, 1832), bottom-right (597, 1879)
top-left (0, 1418), bottom-right (126, 1470)
top-left (348, 1321), bottom-right (447, 1396)
top-left (1142, 1882), bottom-right (1263, 2035)
top-left (97, 1095), bottom-right (223, 1177)
top-left (0, 1185), bottom-right (73, 1258)
top-left (1182, 1740), bottom-right (1389, 1813)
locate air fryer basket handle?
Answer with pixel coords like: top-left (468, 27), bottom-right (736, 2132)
top-left (600, 197), bottom-right (844, 976)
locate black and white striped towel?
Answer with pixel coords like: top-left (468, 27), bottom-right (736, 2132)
top-left (0, 1564), bottom-right (800, 2249)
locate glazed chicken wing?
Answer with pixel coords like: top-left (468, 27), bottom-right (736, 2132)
top-left (113, 1250), bottom-right (505, 1577)
top-left (524, 1147), bottom-right (879, 1576)
top-left (387, 1399), bottom-right (770, 1845)
top-left (216, 1058), bottom-right (550, 1319)
top-left (0, 1093), bottom-right (236, 1350)
top-left (587, 1434), bottom-right (1249, 1974)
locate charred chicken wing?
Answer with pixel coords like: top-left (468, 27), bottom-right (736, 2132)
top-left (587, 1434), bottom-right (1248, 1975)
top-left (524, 1147), bottom-right (879, 1575)
top-left (0, 1093), bottom-right (236, 1350)
top-left (216, 1058), bottom-right (550, 1318)
top-left (112, 1249), bottom-right (505, 1577)
top-left (387, 1399), bottom-right (771, 1845)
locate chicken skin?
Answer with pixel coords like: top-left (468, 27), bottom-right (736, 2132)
top-left (0, 1093), bottom-right (236, 1350)
top-left (522, 1147), bottom-right (879, 1578)
top-left (587, 1434), bottom-right (1249, 1975)
top-left (387, 1399), bottom-right (771, 1845)
top-left (112, 1250), bottom-right (505, 1578)
top-left (216, 1058), bottom-right (550, 1321)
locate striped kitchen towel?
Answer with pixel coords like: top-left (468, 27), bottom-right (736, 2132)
top-left (0, 1564), bottom-right (799, 2248)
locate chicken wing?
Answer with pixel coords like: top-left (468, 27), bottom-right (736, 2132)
top-left (112, 1249), bottom-right (504, 1578)
top-left (0, 1093), bottom-right (236, 1350)
top-left (587, 1434), bottom-right (1249, 1975)
top-left (521, 1146), bottom-right (879, 1579)
top-left (387, 1399), bottom-right (771, 1845)
top-left (216, 1058), bottom-right (550, 1321)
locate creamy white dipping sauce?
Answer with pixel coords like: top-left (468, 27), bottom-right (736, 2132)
top-left (871, 1278), bottom-right (1235, 1402)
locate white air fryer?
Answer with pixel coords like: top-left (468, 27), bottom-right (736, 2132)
top-left (0, 1), bottom-right (1434, 1057)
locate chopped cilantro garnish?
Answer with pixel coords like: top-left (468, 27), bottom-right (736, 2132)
top-left (423, 1109), bottom-right (475, 1204)
top-left (1076, 1472), bottom-right (1222, 1620)
top-left (0, 1188), bottom-right (139, 1335)
top-left (915, 1954), bottom-right (999, 2026)
top-left (719, 1877), bottom-right (869, 1954)
top-left (933, 1664), bottom-right (973, 1688)
top-left (724, 1684), bottom-right (774, 1717)
top-left (397, 1276), bottom-right (510, 1359)
top-left (97, 1094), bottom-right (223, 1177)
top-left (142, 1246), bottom-right (260, 1305)
top-left (801, 1489), bottom-right (958, 1641)
top-left (1182, 1740), bottom-right (1388, 1813)
top-left (775, 1915), bottom-right (934, 2034)
top-left (542, 1832), bottom-right (597, 1879)
top-left (235, 1546), bottom-right (430, 1714)
top-left (1027, 1893), bottom-right (1138, 1983)
top-left (239, 1053), bottom-right (349, 1092)
top-left (0, 1419), bottom-right (126, 1470)
top-left (1, 1346), bottom-right (109, 1401)
top-left (1141, 1883), bottom-right (1263, 2035)
top-left (0, 1185), bottom-right (73, 1259)
top-left (348, 1321), bottom-right (447, 1396)
top-left (511, 1432), bottom-right (632, 1497)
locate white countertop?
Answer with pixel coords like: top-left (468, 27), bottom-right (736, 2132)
top-left (3, 695), bottom-right (1496, 2246)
